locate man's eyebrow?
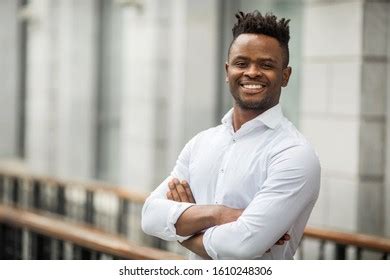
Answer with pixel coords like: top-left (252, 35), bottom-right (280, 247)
top-left (230, 56), bottom-right (278, 64)
top-left (231, 55), bottom-right (249, 61)
top-left (258, 57), bottom-right (278, 63)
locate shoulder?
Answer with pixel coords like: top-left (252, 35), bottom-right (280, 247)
top-left (266, 121), bottom-right (321, 197)
top-left (268, 119), bottom-right (321, 171)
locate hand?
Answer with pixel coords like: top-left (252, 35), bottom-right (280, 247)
top-left (166, 178), bottom-right (195, 203)
top-left (266, 233), bottom-right (290, 252)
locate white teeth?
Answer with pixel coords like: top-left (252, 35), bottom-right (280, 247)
top-left (242, 84), bottom-right (264, 89)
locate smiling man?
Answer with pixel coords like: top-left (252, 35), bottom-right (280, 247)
top-left (142, 11), bottom-right (320, 260)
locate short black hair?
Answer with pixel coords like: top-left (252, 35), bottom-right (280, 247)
top-left (229, 11), bottom-right (291, 67)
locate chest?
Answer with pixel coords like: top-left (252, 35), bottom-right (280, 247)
top-left (188, 132), bottom-right (272, 208)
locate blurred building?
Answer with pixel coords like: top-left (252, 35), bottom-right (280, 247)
top-left (0, 0), bottom-right (389, 248)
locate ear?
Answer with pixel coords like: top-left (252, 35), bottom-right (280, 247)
top-left (282, 66), bottom-right (292, 87)
top-left (225, 62), bottom-right (229, 82)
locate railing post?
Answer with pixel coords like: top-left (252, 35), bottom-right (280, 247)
top-left (31, 180), bottom-right (51, 259)
top-left (0, 224), bottom-right (4, 259)
top-left (85, 190), bottom-right (94, 224)
top-left (0, 175), bottom-right (4, 203)
top-left (335, 243), bottom-right (347, 259)
top-left (11, 177), bottom-right (20, 206)
top-left (32, 180), bottom-right (41, 209)
top-left (56, 184), bottom-right (66, 215)
top-left (319, 240), bottom-right (326, 260)
top-left (0, 224), bottom-right (22, 259)
top-left (356, 247), bottom-right (362, 259)
top-left (117, 198), bottom-right (129, 235)
top-left (51, 184), bottom-right (66, 259)
top-left (78, 190), bottom-right (95, 259)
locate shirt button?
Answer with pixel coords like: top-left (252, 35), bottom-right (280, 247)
top-left (220, 169), bottom-right (224, 173)
top-left (233, 139), bottom-right (236, 143)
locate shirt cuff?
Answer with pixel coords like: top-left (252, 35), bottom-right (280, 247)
top-left (203, 226), bottom-right (218, 259)
top-left (167, 202), bottom-right (195, 242)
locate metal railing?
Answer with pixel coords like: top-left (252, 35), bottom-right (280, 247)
top-left (0, 204), bottom-right (183, 260)
top-left (299, 226), bottom-right (390, 260)
top-left (0, 167), bottom-right (389, 260)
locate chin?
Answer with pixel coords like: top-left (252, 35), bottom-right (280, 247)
top-left (236, 101), bottom-right (265, 111)
top-left (236, 96), bottom-right (276, 111)
top-left (239, 98), bottom-right (266, 109)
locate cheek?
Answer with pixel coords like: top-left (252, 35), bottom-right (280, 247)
top-left (228, 73), bottom-right (241, 84)
top-left (269, 73), bottom-right (283, 85)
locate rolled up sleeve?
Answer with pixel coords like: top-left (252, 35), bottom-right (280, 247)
top-left (142, 187), bottom-right (194, 242)
top-left (141, 135), bottom-right (198, 242)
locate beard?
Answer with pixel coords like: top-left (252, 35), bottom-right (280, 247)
top-left (231, 89), bottom-right (278, 112)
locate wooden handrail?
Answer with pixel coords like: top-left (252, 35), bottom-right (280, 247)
top-left (0, 167), bottom-right (147, 204)
top-left (1, 167), bottom-right (389, 254)
top-left (304, 226), bottom-right (390, 253)
top-left (0, 205), bottom-right (184, 260)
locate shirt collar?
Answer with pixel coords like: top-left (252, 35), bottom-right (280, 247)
top-left (221, 103), bottom-right (284, 130)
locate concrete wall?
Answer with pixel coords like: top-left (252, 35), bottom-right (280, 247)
top-left (0, 0), bottom-right (21, 158)
top-left (24, 0), bottom-right (98, 178)
top-left (301, 0), bottom-right (389, 237)
top-left (117, 0), bottom-right (220, 192)
top-left (1, 0), bottom-right (389, 239)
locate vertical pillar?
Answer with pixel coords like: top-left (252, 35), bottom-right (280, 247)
top-left (118, 0), bottom-right (159, 191)
top-left (166, 0), bottom-right (220, 183)
top-left (25, 0), bottom-right (98, 178)
top-left (358, 0), bottom-right (389, 236)
top-left (118, 0), bottom-right (220, 192)
top-left (0, 1), bottom-right (22, 158)
top-left (55, 0), bottom-right (98, 178)
top-left (25, 0), bottom-right (57, 172)
top-left (301, 0), bottom-right (389, 236)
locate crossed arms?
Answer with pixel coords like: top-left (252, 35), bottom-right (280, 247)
top-left (142, 140), bottom-right (320, 259)
top-left (166, 178), bottom-right (290, 259)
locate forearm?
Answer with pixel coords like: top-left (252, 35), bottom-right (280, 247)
top-left (175, 205), bottom-right (218, 236)
top-left (181, 233), bottom-right (211, 259)
top-left (175, 204), bottom-right (244, 236)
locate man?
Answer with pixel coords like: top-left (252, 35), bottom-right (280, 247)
top-left (142, 11), bottom-right (320, 260)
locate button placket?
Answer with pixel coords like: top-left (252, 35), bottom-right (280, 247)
top-left (214, 137), bottom-right (236, 205)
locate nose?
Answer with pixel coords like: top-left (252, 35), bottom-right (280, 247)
top-left (244, 64), bottom-right (261, 78)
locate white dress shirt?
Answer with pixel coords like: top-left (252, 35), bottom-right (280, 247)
top-left (142, 104), bottom-right (320, 259)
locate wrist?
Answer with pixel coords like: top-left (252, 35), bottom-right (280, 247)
top-left (210, 205), bottom-right (222, 226)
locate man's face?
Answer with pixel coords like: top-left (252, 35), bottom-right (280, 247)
top-left (226, 34), bottom-right (291, 112)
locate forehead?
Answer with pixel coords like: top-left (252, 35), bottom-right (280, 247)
top-left (229, 34), bottom-right (283, 62)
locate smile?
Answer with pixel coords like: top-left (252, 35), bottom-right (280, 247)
top-left (239, 82), bottom-right (266, 95)
top-left (241, 84), bottom-right (264, 89)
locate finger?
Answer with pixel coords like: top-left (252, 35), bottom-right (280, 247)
top-left (182, 180), bottom-right (195, 203)
top-left (276, 240), bottom-right (285, 245)
top-left (172, 178), bottom-right (180, 185)
top-left (166, 191), bottom-right (173, 200)
top-left (176, 183), bottom-right (190, 202)
top-left (168, 180), bottom-right (181, 202)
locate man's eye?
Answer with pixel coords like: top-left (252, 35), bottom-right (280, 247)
top-left (235, 62), bottom-right (247, 68)
top-left (262, 64), bottom-right (273, 69)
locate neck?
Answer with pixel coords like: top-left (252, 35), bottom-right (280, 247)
top-left (232, 105), bottom-right (265, 132)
